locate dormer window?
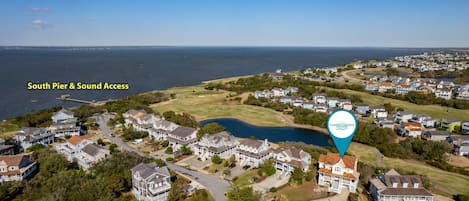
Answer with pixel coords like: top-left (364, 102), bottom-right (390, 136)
top-left (334, 166), bottom-right (341, 172)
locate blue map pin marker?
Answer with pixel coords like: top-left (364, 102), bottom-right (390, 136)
top-left (327, 110), bottom-right (358, 157)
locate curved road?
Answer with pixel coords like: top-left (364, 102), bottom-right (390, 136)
top-left (96, 114), bottom-right (231, 201)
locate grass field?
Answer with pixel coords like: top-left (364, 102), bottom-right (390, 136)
top-left (325, 88), bottom-right (469, 121)
top-left (232, 169), bottom-right (260, 187)
top-left (348, 143), bottom-right (469, 195)
top-left (275, 181), bottom-right (328, 201)
top-left (150, 85), bottom-right (287, 126)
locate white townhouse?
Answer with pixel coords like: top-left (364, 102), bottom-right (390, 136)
top-left (131, 163), bottom-right (171, 201)
top-left (15, 127), bottom-right (54, 150)
top-left (149, 120), bottom-right (179, 140)
top-left (273, 147), bottom-right (310, 176)
top-left (312, 93), bottom-right (327, 104)
top-left (271, 88), bottom-right (286, 97)
top-left (49, 109), bottom-right (80, 137)
top-left (370, 169), bottom-right (433, 201)
top-left (434, 88), bottom-right (452, 100)
top-left (314, 104), bottom-right (328, 113)
top-left (408, 114), bottom-right (435, 128)
top-left (0, 154), bottom-right (37, 183)
top-left (375, 118), bottom-right (394, 130)
top-left (167, 127), bottom-right (197, 151)
top-left (193, 131), bottom-right (239, 161)
top-left (369, 106), bottom-right (388, 119)
top-left (318, 153), bottom-right (360, 193)
top-left (236, 139), bottom-right (271, 167)
top-left (123, 109), bottom-right (179, 141)
top-left (394, 111), bottom-right (413, 123)
top-left (55, 135), bottom-right (109, 170)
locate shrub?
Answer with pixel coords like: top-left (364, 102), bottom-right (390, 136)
top-left (211, 155), bottom-right (223, 164)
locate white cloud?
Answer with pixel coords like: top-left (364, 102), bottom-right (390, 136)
top-left (31, 19), bottom-right (51, 29)
top-left (28, 6), bottom-right (51, 12)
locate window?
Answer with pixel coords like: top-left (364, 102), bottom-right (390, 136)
top-left (334, 166), bottom-right (341, 172)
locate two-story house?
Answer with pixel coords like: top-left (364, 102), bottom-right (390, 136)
top-left (326, 98), bottom-right (339, 108)
top-left (49, 109), bottom-right (80, 137)
top-left (441, 118), bottom-right (461, 133)
top-left (193, 131), bottom-right (239, 161)
top-left (462, 122), bottom-right (469, 134)
top-left (273, 147), bottom-right (311, 176)
top-left (394, 111), bottom-right (413, 123)
top-left (15, 127), bottom-right (54, 150)
top-left (369, 169), bottom-right (433, 201)
top-left (0, 138), bottom-right (14, 155)
top-left (397, 122), bottom-right (422, 138)
top-left (236, 139), bottom-right (271, 167)
top-left (167, 127), bottom-right (197, 151)
top-left (0, 154), bottom-right (37, 182)
top-left (422, 130), bottom-right (449, 141)
top-left (369, 106), bottom-right (388, 119)
top-left (446, 135), bottom-right (469, 156)
top-left (312, 94), bottom-right (327, 104)
top-left (318, 153), bottom-right (360, 193)
top-left (131, 163), bottom-right (171, 201)
top-left (354, 104), bottom-right (370, 115)
top-left (55, 135), bottom-right (109, 170)
top-left (408, 114), bottom-right (435, 128)
top-left (434, 88), bottom-right (452, 100)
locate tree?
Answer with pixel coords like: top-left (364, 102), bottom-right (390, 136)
top-left (161, 140), bottom-right (169, 147)
top-left (154, 158), bottom-right (165, 167)
top-left (290, 167), bottom-right (305, 184)
top-left (211, 155), bottom-right (223, 164)
top-left (109, 144), bottom-right (119, 154)
top-left (97, 138), bottom-right (105, 146)
top-left (197, 123), bottom-right (226, 139)
top-left (181, 145), bottom-right (192, 155)
top-left (258, 159), bottom-right (276, 176)
top-left (227, 187), bottom-right (261, 201)
top-left (223, 168), bottom-right (231, 176)
top-left (165, 147), bottom-right (173, 154)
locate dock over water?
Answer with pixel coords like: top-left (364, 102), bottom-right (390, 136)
top-left (56, 94), bottom-right (94, 104)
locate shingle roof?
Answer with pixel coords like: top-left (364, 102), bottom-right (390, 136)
top-left (170, 127), bottom-right (197, 137)
top-left (240, 139), bottom-right (263, 148)
top-left (318, 153), bottom-right (356, 169)
top-left (81, 144), bottom-right (102, 156)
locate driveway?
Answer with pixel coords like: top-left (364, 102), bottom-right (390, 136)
top-left (96, 114), bottom-right (230, 201)
top-left (252, 172), bottom-right (289, 193)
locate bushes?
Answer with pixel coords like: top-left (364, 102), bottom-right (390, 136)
top-left (258, 159), bottom-right (276, 176)
top-left (165, 147), bottom-right (173, 154)
top-left (197, 123), bottom-right (226, 139)
top-left (122, 126), bottom-right (148, 141)
top-left (181, 145), bottom-right (192, 155)
top-left (161, 140), bottom-right (169, 147)
top-left (289, 167), bottom-right (305, 184)
top-left (163, 111), bottom-right (198, 128)
top-left (211, 155), bottom-right (223, 164)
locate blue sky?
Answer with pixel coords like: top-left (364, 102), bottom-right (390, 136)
top-left (0, 0), bottom-right (468, 47)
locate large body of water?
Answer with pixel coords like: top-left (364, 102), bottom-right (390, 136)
top-left (200, 118), bottom-right (331, 147)
top-left (0, 47), bottom-right (426, 119)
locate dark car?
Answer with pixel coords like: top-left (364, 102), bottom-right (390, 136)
top-left (242, 165), bottom-right (251, 170)
top-left (229, 163), bottom-right (236, 169)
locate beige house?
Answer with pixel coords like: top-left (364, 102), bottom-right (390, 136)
top-left (0, 154), bottom-right (37, 182)
top-left (318, 153), bottom-right (360, 193)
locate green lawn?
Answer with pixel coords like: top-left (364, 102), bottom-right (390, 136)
top-left (150, 85), bottom-right (287, 126)
top-left (325, 88), bottom-right (469, 121)
top-left (276, 181), bottom-right (328, 201)
top-left (232, 169), bottom-right (260, 187)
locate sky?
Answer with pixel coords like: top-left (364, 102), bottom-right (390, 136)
top-left (0, 0), bottom-right (468, 47)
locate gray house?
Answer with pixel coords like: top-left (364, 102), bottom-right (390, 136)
top-left (131, 163), bottom-right (171, 201)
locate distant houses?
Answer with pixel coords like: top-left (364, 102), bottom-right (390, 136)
top-left (123, 109), bottom-right (179, 141)
top-left (369, 169), bottom-right (433, 201)
top-left (318, 153), bottom-right (359, 193)
top-left (131, 163), bottom-right (171, 201)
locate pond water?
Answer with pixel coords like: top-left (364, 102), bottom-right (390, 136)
top-left (200, 118), bottom-right (332, 147)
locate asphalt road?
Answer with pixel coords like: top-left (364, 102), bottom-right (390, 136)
top-left (95, 114), bottom-right (230, 201)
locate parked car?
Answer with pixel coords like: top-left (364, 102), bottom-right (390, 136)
top-left (229, 163), bottom-right (236, 169)
top-left (242, 165), bottom-right (251, 170)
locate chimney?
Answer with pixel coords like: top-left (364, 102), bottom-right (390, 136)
top-left (264, 139), bottom-right (268, 146)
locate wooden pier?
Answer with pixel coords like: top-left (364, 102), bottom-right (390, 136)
top-left (56, 94), bottom-right (95, 104)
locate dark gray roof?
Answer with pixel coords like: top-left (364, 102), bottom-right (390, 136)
top-left (81, 144), bottom-right (103, 156)
top-left (132, 163), bottom-right (170, 180)
top-left (170, 127), bottom-right (196, 137)
top-left (423, 130), bottom-right (449, 136)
